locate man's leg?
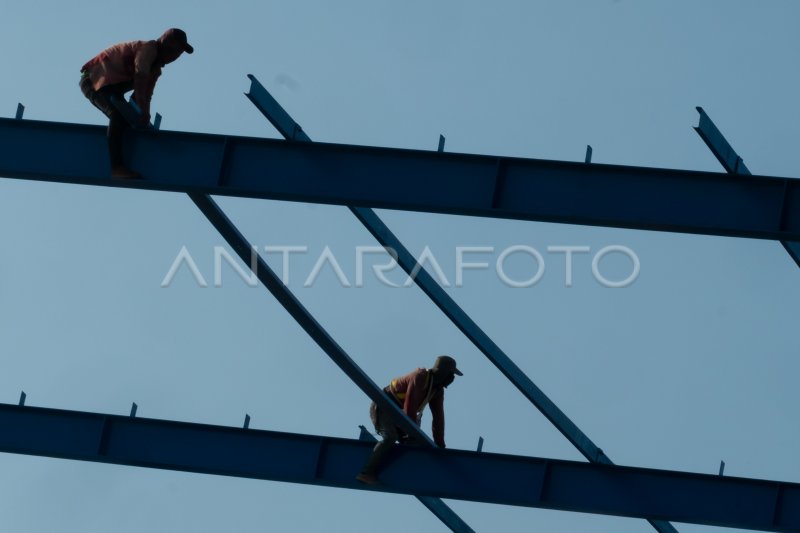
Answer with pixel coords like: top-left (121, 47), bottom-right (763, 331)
top-left (357, 404), bottom-right (399, 484)
top-left (79, 77), bottom-right (140, 178)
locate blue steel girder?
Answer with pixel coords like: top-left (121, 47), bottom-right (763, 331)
top-left (0, 403), bottom-right (798, 532)
top-left (0, 117), bottom-right (799, 241)
top-left (694, 106), bottom-right (800, 268)
top-left (245, 75), bottom-right (472, 533)
top-left (243, 74), bottom-right (678, 532)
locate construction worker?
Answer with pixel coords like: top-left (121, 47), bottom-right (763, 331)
top-left (79, 28), bottom-right (193, 179)
top-left (356, 355), bottom-right (463, 485)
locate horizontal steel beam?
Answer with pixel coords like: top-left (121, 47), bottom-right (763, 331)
top-left (358, 426), bottom-right (474, 532)
top-left (1, 403), bottom-right (799, 532)
top-left (1, 117), bottom-right (798, 241)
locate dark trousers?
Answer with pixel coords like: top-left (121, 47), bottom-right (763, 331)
top-left (79, 76), bottom-right (132, 167)
top-left (361, 401), bottom-right (403, 476)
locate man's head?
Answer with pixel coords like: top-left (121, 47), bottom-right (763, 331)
top-left (431, 355), bottom-right (463, 388)
top-left (158, 28), bottom-right (194, 65)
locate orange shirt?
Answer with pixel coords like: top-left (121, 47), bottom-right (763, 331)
top-left (81, 40), bottom-right (162, 116)
top-left (388, 368), bottom-right (446, 447)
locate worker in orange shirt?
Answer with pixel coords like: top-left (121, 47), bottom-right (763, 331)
top-left (357, 355), bottom-right (463, 485)
top-left (79, 28), bottom-right (193, 179)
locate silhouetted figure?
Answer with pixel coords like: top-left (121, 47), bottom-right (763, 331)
top-left (79, 28), bottom-right (193, 179)
top-left (356, 355), bottom-right (463, 485)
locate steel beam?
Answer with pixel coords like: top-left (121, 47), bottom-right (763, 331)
top-left (245, 75), bottom-right (472, 532)
top-left (358, 426), bottom-right (474, 532)
top-left (694, 106), bottom-right (800, 267)
top-left (190, 193), bottom-right (433, 447)
top-left (244, 76), bottom-right (677, 532)
top-left (0, 117), bottom-right (798, 241)
top-left (1, 403), bottom-right (798, 532)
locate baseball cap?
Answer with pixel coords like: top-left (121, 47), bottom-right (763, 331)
top-left (433, 355), bottom-right (463, 376)
top-left (161, 28), bottom-right (194, 54)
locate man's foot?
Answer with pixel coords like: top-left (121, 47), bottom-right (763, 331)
top-left (111, 165), bottom-right (142, 180)
top-left (355, 472), bottom-right (379, 485)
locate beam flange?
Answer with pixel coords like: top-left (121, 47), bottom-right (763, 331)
top-left (1, 403), bottom-right (799, 532)
top-left (1, 117), bottom-right (798, 241)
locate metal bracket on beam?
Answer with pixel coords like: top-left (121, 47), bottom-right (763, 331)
top-left (694, 107), bottom-right (750, 175)
top-left (129, 402), bottom-right (137, 418)
top-left (438, 134), bottom-right (446, 152)
top-left (244, 414), bottom-right (251, 429)
top-left (585, 145), bottom-right (592, 163)
top-left (245, 74), bottom-right (309, 141)
top-left (358, 425), bottom-right (372, 442)
top-left (15, 104), bottom-right (24, 120)
top-left (18, 391), bottom-right (26, 406)
top-left (477, 436), bottom-right (484, 452)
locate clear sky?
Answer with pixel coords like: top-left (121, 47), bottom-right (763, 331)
top-left (1, 1), bottom-right (799, 531)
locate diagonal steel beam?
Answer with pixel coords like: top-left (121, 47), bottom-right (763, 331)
top-left (190, 194), bottom-right (485, 530)
top-left (244, 75), bottom-right (472, 532)
top-left (1, 117), bottom-right (799, 241)
top-left (694, 106), bottom-right (800, 268)
top-left (190, 193), bottom-right (433, 447)
top-left (244, 75), bottom-right (678, 533)
top-left (2, 402), bottom-right (799, 532)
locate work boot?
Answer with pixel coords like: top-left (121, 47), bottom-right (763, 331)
top-left (355, 472), bottom-right (379, 485)
top-left (111, 165), bottom-right (142, 180)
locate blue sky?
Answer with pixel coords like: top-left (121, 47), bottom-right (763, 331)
top-left (1, 1), bottom-right (799, 531)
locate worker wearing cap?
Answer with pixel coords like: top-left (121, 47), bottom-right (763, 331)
top-left (79, 28), bottom-right (194, 179)
top-left (356, 355), bottom-right (463, 485)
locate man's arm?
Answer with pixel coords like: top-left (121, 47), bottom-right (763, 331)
top-left (132, 41), bottom-right (159, 122)
top-left (430, 390), bottom-right (445, 448)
